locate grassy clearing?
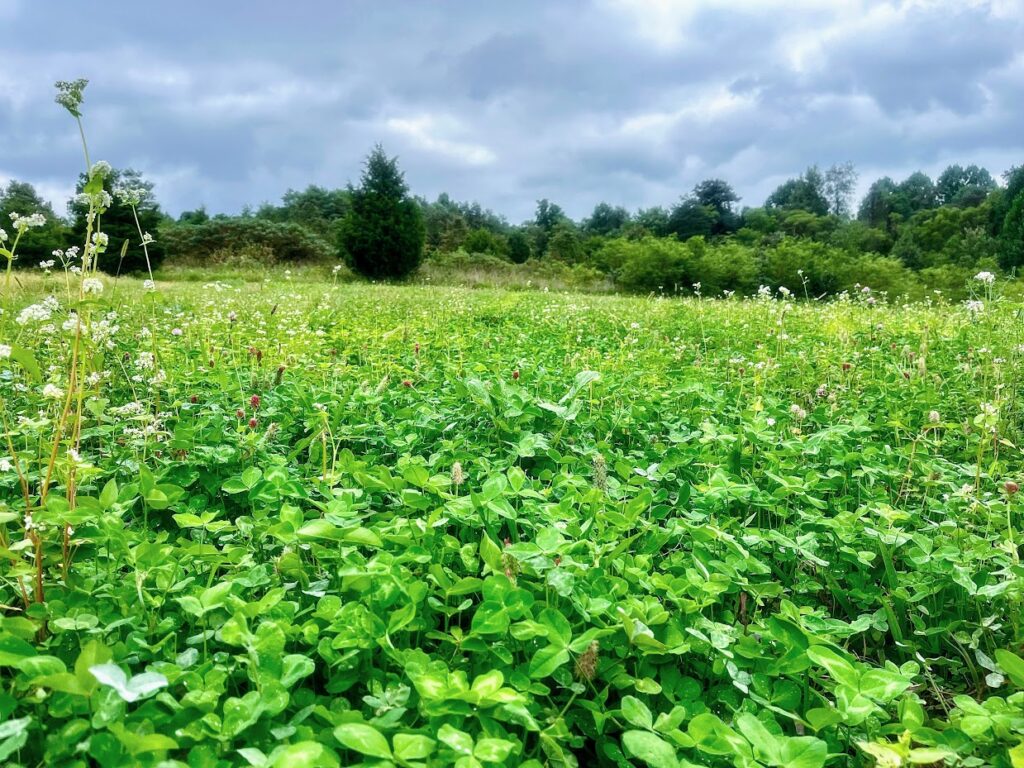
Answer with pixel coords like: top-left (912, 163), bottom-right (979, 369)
top-left (2, 278), bottom-right (1024, 767)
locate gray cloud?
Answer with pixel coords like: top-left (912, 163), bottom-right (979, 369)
top-left (1, 0), bottom-right (1022, 222)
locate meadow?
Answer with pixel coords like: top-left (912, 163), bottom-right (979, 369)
top-left (1, 271), bottom-right (1023, 767)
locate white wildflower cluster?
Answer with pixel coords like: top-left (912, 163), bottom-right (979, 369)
top-left (90, 313), bottom-right (120, 348)
top-left (82, 277), bottom-right (104, 295)
top-left (110, 401), bottom-right (146, 417)
top-left (39, 259), bottom-right (55, 271)
top-left (143, 279), bottom-right (156, 291)
top-left (42, 383), bottom-right (65, 399)
top-left (0, 344), bottom-right (10, 359)
top-left (974, 271), bottom-right (996, 285)
top-left (0, 457), bottom-right (12, 472)
top-left (789, 403), bottom-right (807, 420)
top-left (54, 78), bottom-right (88, 117)
top-left (9, 212), bottom-right (47, 233)
top-left (114, 185), bottom-right (146, 207)
top-left (778, 286), bottom-right (792, 298)
top-left (0, 228), bottom-right (8, 242)
top-left (74, 190), bottom-right (113, 212)
top-left (90, 160), bottom-right (112, 180)
top-left (142, 232), bottom-right (155, 245)
top-left (756, 285), bottom-right (773, 300)
top-left (135, 352), bottom-right (155, 370)
top-left (16, 296), bottom-right (59, 325)
top-left (964, 300), bottom-right (984, 315)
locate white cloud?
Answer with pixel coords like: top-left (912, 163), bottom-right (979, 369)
top-left (385, 115), bottom-right (497, 167)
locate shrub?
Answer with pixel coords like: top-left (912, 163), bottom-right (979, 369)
top-left (161, 219), bottom-right (334, 265)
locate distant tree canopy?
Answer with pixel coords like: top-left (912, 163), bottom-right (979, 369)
top-left (338, 145), bottom-right (424, 279)
top-left (584, 202), bottom-right (630, 237)
top-left (8, 145), bottom-right (1023, 299)
top-left (70, 167), bottom-right (165, 274)
top-left (0, 180), bottom-right (67, 260)
top-left (256, 185), bottom-right (350, 237)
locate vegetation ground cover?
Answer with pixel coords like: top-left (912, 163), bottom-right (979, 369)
top-left (3, 274), bottom-right (1024, 767)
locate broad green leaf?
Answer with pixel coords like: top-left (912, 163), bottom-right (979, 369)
top-left (622, 730), bottom-right (678, 768)
top-left (393, 733), bottom-right (435, 761)
top-left (621, 695), bottom-right (654, 730)
top-left (333, 723), bottom-right (391, 760)
top-left (996, 649), bottom-right (1024, 688)
top-left (89, 664), bottom-right (168, 702)
top-left (528, 645), bottom-right (570, 678)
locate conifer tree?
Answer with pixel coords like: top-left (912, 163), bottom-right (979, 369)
top-left (339, 145), bottom-right (424, 278)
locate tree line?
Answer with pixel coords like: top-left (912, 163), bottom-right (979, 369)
top-left (3, 146), bottom-right (1023, 297)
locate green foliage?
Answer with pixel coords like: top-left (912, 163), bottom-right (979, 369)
top-left (162, 218), bottom-right (334, 265)
top-left (462, 227), bottom-right (505, 256)
top-left (935, 164), bottom-right (996, 207)
top-left (547, 222), bottom-right (584, 263)
top-left (584, 202), bottom-right (631, 236)
top-left (0, 181), bottom-right (69, 262)
top-left (338, 145), bottom-right (425, 279)
top-left (506, 230), bottom-right (532, 264)
top-left (615, 236), bottom-right (693, 292)
top-left (766, 166), bottom-right (830, 216)
top-left (256, 185), bottom-right (350, 238)
top-left (4, 277), bottom-right (1024, 766)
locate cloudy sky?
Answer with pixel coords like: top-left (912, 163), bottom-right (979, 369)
top-left (1, 0), bottom-right (1022, 223)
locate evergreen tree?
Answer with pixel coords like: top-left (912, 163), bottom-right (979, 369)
top-left (338, 145), bottom-right (424, 278)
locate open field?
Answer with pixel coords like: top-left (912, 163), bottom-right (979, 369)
top-left (2, 278), bottom-right (1024, 766)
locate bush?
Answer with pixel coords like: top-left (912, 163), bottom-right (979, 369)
top-left (161, 219), bottom-right (334, 265)
top-left (615, 237), bottom-right (694, 293)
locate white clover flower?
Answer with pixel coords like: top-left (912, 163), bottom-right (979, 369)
top-left (82, 277), bottom-right (104, 295)
top-left (789, 403), bottom-right (807, 420)
top-left (0, 457), bottom-right (12, 472)
top-left (974, 271), bottom-right (996, 285)
top-left (135, 352), bottom-right (155, 369)
top-left (0, 344), bottom-right (10, 359)
top-left (928, 410), bottom-right (940, 424)
top-left (766, 417), bottom-right (776, 427)
top-left (171, 328), bottom-right (182, 336)
top-left (42, 383), bottom-right (65, 399)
